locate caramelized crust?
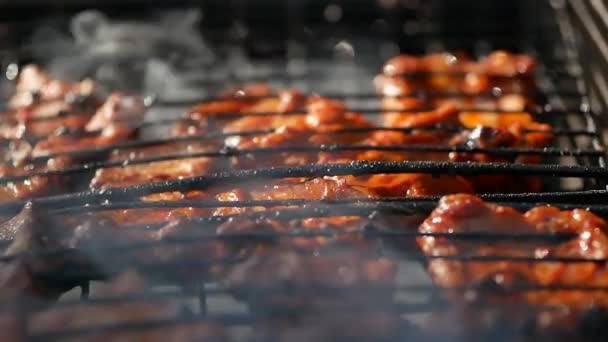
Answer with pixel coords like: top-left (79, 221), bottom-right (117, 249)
top-left (0, 157), bottom-right (72, 203)
top-left (0, 65), bottom-right (99, 140)
top-left (0, 92), bottom-right (141, 202)
top-left (418, 194), bottom-right (608, 308)
top-left (377, 52), bottom-right (552, 193)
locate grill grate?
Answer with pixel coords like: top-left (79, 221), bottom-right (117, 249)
top-left (1, 0), bottom-right (608, 341)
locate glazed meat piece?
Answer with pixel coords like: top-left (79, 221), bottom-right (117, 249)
top-left (0, 65), bottom-right (98, 139)
top-left (9, 65), bottom-right (95, 110)
top-left (223, 95), bottom-right (374, 168)
top-left (0, 103), bottom-right (97, 140)
top-left (90, 141), bottom-right (221, 189)
top-left (91, 89), bottom-right (322, 189)
top-left (70, 217), bottom-right (230, 283)
top-left (28, 92), bottom-right (142, 185)
top-left (0, 203), bottom-right (83, 300)
top-left (91, 191), bottom-right (213, 226)
top-left (376, 51), bottom-right (542, 132)
top-left (379, 101), bottom-right (460, 129)
top-left (457, 93), bottom-right (553, 138)
top-left (525, 206), bottom-right (608, 307)
top-left (226, 248), bottom-right (396, 291)
top-left (0, 156), bottom-right (71, 203)
top-left (377, 52), bottom-right (551, 194)
top-left (29, 271), bottom-right (229, 342)
top-left (417, 194), bottom-right (537, 296)
top-left (0, 112), bottom-right (90, 141)
top-left (32, 124), bottom-right (134, 157)
top-left (418, 194), bottom-right (608, 308)
top-left (85, 93), bottom-right (146, 132)
top-left (72, 209), bottom-right (371, 282)
top-left (422, 304), bottom-right (600, 342)
top-left (253, 311), bottom-right (416, 342)
top-left (92, 88), bottom-right (476, 210)
top-left (0, 94), bottom-right (146, 200)
top-left (448, 126), bottom-right (552, 193)
top-left (378, 51), bottom-right (536, 93)
top-left (224, 246), bottom-right (397, 323)
top-left (173, 84), bottom-right (281, 136)
top-left (4, 92), bottom-right (141, 160)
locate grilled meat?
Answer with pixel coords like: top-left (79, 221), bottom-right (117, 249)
top-left (448, 125), bottom-right (550, 192)
top-left (29, 271), bottom-right (229, 342)
top-left (225, 246), bottom-right (402, 340)
top-left (0, 203), bottom-right (83, 300)
top-left (416, 195), bottom-right (608, 339)
top-left (0, 65), bottom-right (98, 139)
top-left (89, 88), bottom-right (474, 216)
top-left (0, 156), bottom-right (72, 203)
top-left (418, 194), bottom-right (608, 307)
top-left (9, 65), bottom-right (95, 110)
top-left (85, 93), bottom-right (145, 132)
top-left (252, 311), bottom-right (414, 342)
top-left (32, 124), bottom-right (134, 157)
top-left (376, 51), bottom-right (542, 130)
top-left (377, 52), bottom-right (552, 193)
top-left (90, 141), bottom-right (220, 189)
top-left (0, 93), bottom-right (142, 203)
top-left (377, 51), bottom-right (536, 93)
top-left (0, 111), bottom-right (94, 140)
top-left (418, 194), bottom-right (537, 294)
top-left (225, 247), bottom-right (396, 292)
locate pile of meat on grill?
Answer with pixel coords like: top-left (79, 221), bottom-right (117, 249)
top-left (0, 51), bottom-right (604, 341)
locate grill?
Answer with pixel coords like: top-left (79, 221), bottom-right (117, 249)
top-left (1, 0), bottom-right (608, 341)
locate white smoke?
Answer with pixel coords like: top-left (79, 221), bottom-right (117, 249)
top-left (29, 9), bottom-right (215, 97)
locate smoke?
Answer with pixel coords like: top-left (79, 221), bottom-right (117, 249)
top-left (29, 9), bottom-right (215, 96)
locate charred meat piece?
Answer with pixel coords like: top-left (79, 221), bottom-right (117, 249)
top-left (29, 271), bottom-right (229, 342)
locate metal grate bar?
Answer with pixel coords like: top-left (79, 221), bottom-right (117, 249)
top-left (47, 190), bottom-right (608, 214)
top-left (13, 124), bottom-right (592, 166)
top-left (0, 161), bottom-right (606, 214)
top-left (1, 145), bottom-right (602, 184)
